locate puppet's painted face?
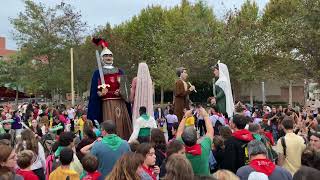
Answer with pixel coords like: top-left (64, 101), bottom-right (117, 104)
top-left (213, 68), bottom-right (219, 77)
top-left (102, 54), bottom-right (113, 65)
top-left (180, 70), bottom-right (188, 81)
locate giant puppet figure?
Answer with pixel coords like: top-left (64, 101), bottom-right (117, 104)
top-left (87, 37), bottom-right (132, 140)
top-left (173, 67), bottom-right (196, 121)
top-left (211, 62), bottom-right (234, 118)
top-left (130, 63), bottom-right (154, 124)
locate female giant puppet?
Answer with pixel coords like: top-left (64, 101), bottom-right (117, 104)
top-left (87, 37), bottom-right (132, 140)
top-left (211, 62), bottom-right (234, 118)
top-left (130, 63), bottom-right (154, 124)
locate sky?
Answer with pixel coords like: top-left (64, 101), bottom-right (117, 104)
top-left (0, 0), bottom-right (269, 50)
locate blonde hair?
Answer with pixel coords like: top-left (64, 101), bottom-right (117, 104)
top-left (213, 170), bottom-right (239, 180)
top-left (0, 169), bottom-right (14, 180)
top-left (0, 145), bottom-right (14, 167)
top-left (107, 152), bottom-right (143, 180)
top-left (165, 154), bottom-right (194, 180)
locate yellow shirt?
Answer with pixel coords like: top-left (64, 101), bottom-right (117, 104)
top-left (76, 118), bottom-right (85, 132)
top-left (276, 132), bottom-right (306, 175)
top-left (49, 117), bottom-right (53, 128)
top-left (49, 166), bottom-right (80, 180)
top-left (185, 116), bottom-right (195, 127)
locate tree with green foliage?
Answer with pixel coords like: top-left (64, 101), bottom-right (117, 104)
top-left (10, 0), bottom-right (87, 100)
top-left (215, 0), bottom-right (267, 104)
top-left (4, 0), bottom-right (317, 105)
top-left (0, 53), bottom-right (28, 106)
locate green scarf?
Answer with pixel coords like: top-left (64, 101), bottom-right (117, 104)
top-left (51, 123), bottom-right (63, 132)
top-left (253, 133), bottom-right (262, 141)
top-left (54, 146), bottom-right (65, 157)
top-left (0, 127), bottom-right (5, 134)
top-left (101, 134), bottom-right (123, 151)
top-left (141, 114), bottom-right (150, 121)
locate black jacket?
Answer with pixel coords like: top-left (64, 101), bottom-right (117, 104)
top-left (219, 136), bottom-right (249, 173)
top-left (155, 148), bottom-right (166, 167)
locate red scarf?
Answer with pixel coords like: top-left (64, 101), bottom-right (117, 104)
top-left (82, 171), bottom-right (101, 180)
top-left (249, 158), bottom-right (276, 176)
top-left (264, 132), bottom-right (275, 145)
top-left (232, 129), bottom-right (254, 142)
top-left (141, 165), bottom-right (156, 180)
top-left (185, 144), bottom-right (202, 156)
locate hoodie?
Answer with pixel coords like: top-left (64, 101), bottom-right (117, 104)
top-left (82, 171), bottom-right (101, 180)
top-left (220, 129), bottom-right (253, 173)
top-left (101, 134), bottom-right (123, 151)
top-left (91, 134), bottom-right (130, 180)
top-left (232, 129), bottom-right (254, 142)
top-left (49, 166), bottom-right (80, 180)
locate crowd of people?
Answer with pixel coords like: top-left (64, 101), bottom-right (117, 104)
top-left (0, 101), bottom-right (319, 180)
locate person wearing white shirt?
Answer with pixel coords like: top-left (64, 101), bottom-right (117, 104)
top-left (67, 105), bottom-right (76, 132)
top-left (209, 106), bottom-right (225, 135)
top-left (128, 106), bottom-right (157, 143)
top-left (165, 109), bottom-right (178, 140)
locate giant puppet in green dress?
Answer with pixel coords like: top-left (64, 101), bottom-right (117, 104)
top-left (211, 62), bottom-right (234, 118)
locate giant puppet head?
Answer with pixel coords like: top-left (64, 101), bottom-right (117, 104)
top-left (176, 67), bottom-right (188, 81)
top-left (212, 63), bottom-right (219, 78)
top-left (92, 37), bottom-right (113, 66)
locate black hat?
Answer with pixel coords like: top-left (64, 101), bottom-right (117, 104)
top-left (210, 61), bottom-right (220, 70)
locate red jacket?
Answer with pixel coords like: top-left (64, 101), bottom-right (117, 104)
top-left (17, 169), bottom-right (39, 180)
top-left (82, 171), bottom-right (101, 180)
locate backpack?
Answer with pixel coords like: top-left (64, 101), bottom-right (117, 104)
top-left (242, 134), bottom-right (278, 165)
top-left (242, 143), bottom-right (250, 165)
top-left (260, 135), bottom-right (278, 162)
top-left (45, 154), bottom-right (61, 179)
top-left (252, 134), bottom-right (278, 162)
top-left (280, 136), bottom-right (287, 157)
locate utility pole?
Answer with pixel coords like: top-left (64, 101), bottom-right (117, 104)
top-left (261, 81), bottom-right (265, 105)
top-left (289, 80), bottom-right (293, 106)
top-left (70, 48), bottom-right (75, 106)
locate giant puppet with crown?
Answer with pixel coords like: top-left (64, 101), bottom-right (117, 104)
top-left (87, 37), bottom-right (132, 140)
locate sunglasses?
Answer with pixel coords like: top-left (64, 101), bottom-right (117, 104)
top-left (103, 54), bottom-right (113, 57)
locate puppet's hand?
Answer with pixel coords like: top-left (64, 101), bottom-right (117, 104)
top-left (114, 89), bottom-right (120, 96)
top-left (101, 88), bottom-right (108, 96)
top-left (98, 88), bottom-right (108, 97)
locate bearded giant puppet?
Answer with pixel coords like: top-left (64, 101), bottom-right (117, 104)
top-left (87, 37), bottom-right (132, 140)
